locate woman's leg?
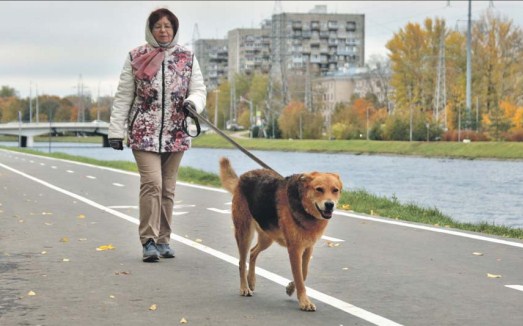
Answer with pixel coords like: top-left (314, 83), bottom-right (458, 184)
top-left (132, 150), bottom-right (162, 245)
top-left (158, 151), bottom-right (184, 244)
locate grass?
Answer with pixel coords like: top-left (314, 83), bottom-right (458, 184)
top-left (192, 133), bottom-right (523, 160)
top-left (1, 146), bottom-right (521, 239)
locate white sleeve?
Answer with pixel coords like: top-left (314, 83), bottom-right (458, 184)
top-left (185, 56), bottom-right (207, 114)
top-left (108, 55), bottom-right (135, 139)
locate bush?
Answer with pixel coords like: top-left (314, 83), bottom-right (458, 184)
top-left (442, 130), bottom-right (490, 141)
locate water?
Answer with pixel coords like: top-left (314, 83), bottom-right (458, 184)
top-left (2, 141), bottom-right (522, 228)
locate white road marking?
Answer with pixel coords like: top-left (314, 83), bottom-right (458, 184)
top-left (174, 204), bottom-right (196, 208)
top-left (51, 166), bottom-right (57, 169)
top-left (207, 208), bottom-right (230, 214)
top-left (107, 206), bottom-right (138, 209)
top-left (337, 211), bottom-right (523, 249)
top-left (66, 170), bottom-right (74, 173)
top-left (505, 285), bottom-right (523, 292)
top-left (0, 159), bottom-right (403, 326)
top-left (321, 235), bottom-right (345, 242)
top-left (86, 175), bottom-right (96, 179)
top-left (207, 208), bottom-right (345, 242)
top-left (112, 183), bottom-right (124, 187)
top-left (40, 163), bottom-right (45, 166)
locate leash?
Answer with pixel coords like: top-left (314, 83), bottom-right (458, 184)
top-left (183, 105), bottom-right (282, 177)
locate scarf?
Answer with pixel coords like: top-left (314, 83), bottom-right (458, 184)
top-left (131, 47), bottom-right (166, 81)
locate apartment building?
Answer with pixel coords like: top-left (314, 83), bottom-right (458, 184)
top-left (271, 5), bottom-right (365, 76)
top-left (193, 38), bottom-right (228, 90)
top-left (227, 27), bottom-right (271, 80)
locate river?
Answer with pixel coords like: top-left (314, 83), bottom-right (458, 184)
top-left (2, 141), bottom-right (522, 229)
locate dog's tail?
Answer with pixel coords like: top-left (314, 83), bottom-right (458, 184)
top-left (219, 157), bottom-right (239, 193)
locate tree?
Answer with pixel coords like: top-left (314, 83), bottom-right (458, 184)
top-left (0, 85), bottom-right (18, 98)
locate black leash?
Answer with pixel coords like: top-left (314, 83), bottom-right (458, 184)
top-left (183, 105), bottom-right (282, 177)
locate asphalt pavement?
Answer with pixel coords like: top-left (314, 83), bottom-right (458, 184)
top-left (1, 148), bottom-right (522, 326)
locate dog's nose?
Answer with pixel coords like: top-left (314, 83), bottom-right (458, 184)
top-left (324, 201), bottom-right (334, 211)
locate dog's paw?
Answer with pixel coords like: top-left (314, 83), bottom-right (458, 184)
top-left (286, 281), bottom-right (295, 296)
top-left (240, 287), bottom-right (253, 296)
top-left (299, 299), bottom-right (316, 312)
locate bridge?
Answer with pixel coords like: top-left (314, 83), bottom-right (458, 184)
top-left (0, 121), bottom-right (110, 147)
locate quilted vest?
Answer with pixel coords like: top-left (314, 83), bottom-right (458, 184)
top-left (127, 44), bottom-right (194, 153)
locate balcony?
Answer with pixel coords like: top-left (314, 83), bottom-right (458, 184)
top-left (311, 21), bottom-right (320, 31)
top-left (346, 22), bottom-right (356, 32)
top-left (328, 21), bottom-right (338, 30)
top-left (292, 21), bottom-right (302, 30)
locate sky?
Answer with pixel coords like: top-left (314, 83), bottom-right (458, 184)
top-left (1, 1), bottom-right (522, 99)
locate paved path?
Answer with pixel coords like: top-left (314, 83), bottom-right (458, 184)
top-left (1, 148), bottom-right (522, 326)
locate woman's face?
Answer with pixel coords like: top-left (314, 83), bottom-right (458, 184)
top-left (152, 16), bottom-right (174, 44)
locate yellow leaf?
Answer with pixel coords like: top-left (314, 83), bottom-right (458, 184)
top-left (28, 291), bottom-right (36, 296)
top-left (59, 237), bottom-right (69, 243)
top-left (96, 244), bottom-right (116, 251)
top-left (77, 214), bottom-right (86, 219)
top-left (149, 304), bottom-right (157, 311)
top-left (487, 273), bottom-right (502, 278)
top-left (341, 204), bottom-right (350, 210)
top-left (180, 317), bottom-right (188, 324)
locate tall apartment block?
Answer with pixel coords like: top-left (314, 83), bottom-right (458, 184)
top-left (227, 27), bottom-right (272, 81)
top-left (271, 6), bottom-right (365, 76)
top-left (193, 38), bottom-right (228, 90)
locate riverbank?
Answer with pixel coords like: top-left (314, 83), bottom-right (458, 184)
top-left (2, 147), bottom-right (521, 239)
top-left (192, 133), bottom-right (523, 160)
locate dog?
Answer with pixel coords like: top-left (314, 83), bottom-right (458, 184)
top-left (219, 157), bottom-right (343, 311)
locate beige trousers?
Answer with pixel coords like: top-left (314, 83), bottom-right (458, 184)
top-left (132, 150), bottom-right (184, 245)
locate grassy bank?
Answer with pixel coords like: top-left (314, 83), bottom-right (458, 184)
top-left (2, 146), bottom-right (521, 239)
top-left (192, 133), bottom-right (523, 160)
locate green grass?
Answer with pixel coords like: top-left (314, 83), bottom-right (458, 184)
top-left (2, 146), bottom-right (521, 239)
top-left (192, 133), bottom-right (523, 160)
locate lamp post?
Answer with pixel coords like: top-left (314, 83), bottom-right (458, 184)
top-left (213, 89), bottom-right (220, 127)
top-left (239, 96), bottom-right (254, 138)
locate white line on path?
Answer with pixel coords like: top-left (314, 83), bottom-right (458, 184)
top-left (0, 160), bottom-right (402, 326)
top-left (505, 285), bottom-right (523, 292)
top-left (112, 182), bottom-right (125, 187)
top-left (207, 208), bottom-right (345, 242)
top-left (86, 175), bottom-right (96, 179)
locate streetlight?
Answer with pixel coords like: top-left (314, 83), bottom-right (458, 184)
top-left (239, 96), bottom-right (254, 138)
top-left (213, 89), bottom-right (220, 127)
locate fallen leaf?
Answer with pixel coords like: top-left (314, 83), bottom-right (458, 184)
top-left (340, 204), bottom-right (350, 210)
top-left (327, 241), bottom-right (340, 248)
top-left (149, 304), bottom-right (157, 311)
top-left (115, 271), bottom-right (130, 276)
top-left (342, 267), bottom-right (349, 271)
top-left (42, 212), bottom-right (53, 215)
top-left (62, 258), bottom-right (70, 262)
top-left (487, 273), bottom-right (502, 278)
top-left (96, 244), bottom-right (116, 251)
top-left (472, 252), bottom-right (484, 256)
top-left (180, 317), bottom-right (188, 324)
top-left (195, 239), bottom-right (203, 243)
top-left (41, 251), bottom-right (47, 255)
top-left (28, 291), bottom-right (36, 296)
top-left (59, 237), bottom-right (69, 243)
top-left (77, 214), bottom-right (86, 219)
top-left (78, 238), bottom-right (87, 241)
top-left (19, 219), bottom-right (24, 223)
top-left (44, 222), bottom-right (53, 226)
top-left (109, 295), bottom-right (115, 299)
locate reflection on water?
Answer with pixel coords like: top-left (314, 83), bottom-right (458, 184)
top-left (2, 142), bottom-right (522, 228)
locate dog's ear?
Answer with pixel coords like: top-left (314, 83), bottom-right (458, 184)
top-left (299, 173), bottom-right (313, 182)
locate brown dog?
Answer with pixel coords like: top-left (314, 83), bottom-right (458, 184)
top-left (219, 157), bottom-right (343, 311)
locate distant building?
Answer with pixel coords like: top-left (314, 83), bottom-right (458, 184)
top-left (193, 38), bottom-right (228, 90)
top-left (271, 5), bottom-right (365, 76)
top-left (227, 28), bottom-right (271, 80)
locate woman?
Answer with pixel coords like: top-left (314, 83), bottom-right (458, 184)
top-left (108, 8), bottom-right (206, 262)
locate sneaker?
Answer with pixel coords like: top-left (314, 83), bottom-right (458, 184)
top-left (157, 243), bottom-right (175, 258)
top-left (142, 239), bottom-right (160, 262)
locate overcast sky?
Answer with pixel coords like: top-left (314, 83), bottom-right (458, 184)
top-left (1, 1), bottom-right (522, 99)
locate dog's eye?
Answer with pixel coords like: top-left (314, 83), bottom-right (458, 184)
top-left (315, 187), bottom-right (324, 193)
top-left (332, 188), bottom-right (339, 193)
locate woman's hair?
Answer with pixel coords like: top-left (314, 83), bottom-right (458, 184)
top-left (148, 8), bottom-right (179, 35)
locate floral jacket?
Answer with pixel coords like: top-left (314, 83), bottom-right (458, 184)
top-left (109, 21), bottom-right (206, 153)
